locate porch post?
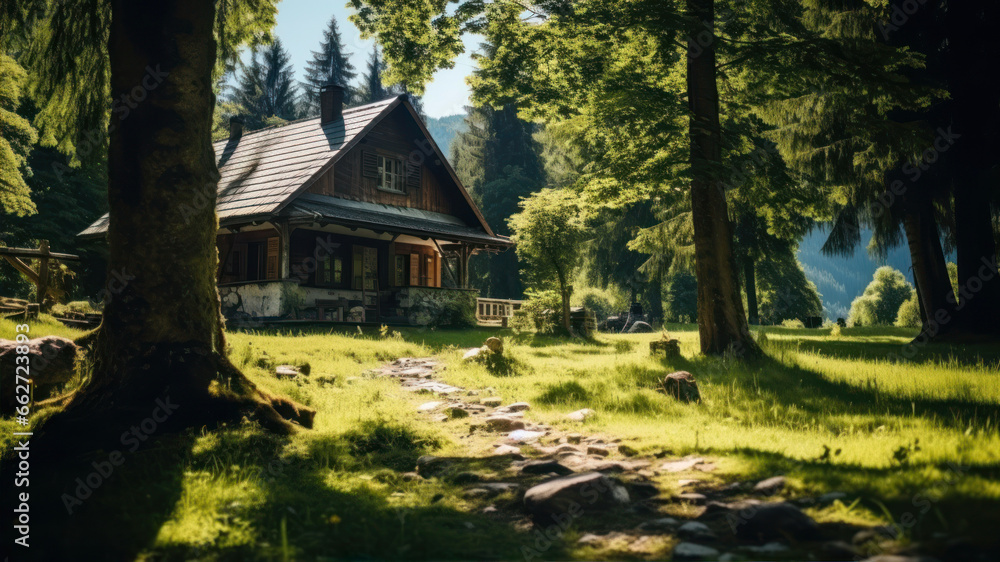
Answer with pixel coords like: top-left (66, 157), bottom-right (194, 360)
top-left (277, 220), bottom-right (291, 279)
top-left (460, 245), bottom-right (472, 289)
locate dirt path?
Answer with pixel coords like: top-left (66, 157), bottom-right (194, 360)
top-left (373, 357), bottom-right (948, 562)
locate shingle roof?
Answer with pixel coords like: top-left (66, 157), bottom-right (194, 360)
top-left (80, 96), bottom-right (400, 237)
top-left (283, 193), bottom-right (511, 246)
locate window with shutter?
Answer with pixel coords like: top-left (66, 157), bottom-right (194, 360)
top-left (361, 150), bottom-right (378, 178)
top-left (406, 161), bottom-right (421, 190)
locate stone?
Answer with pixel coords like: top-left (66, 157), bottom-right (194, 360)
top-left (678, 521), bottom-right (716, 540)
top-left (566, 408), bottom-right (596, 421)
top-left (417, 401), bottom-right (444, 412)
top-left (464, 488), bottom-right (490, 498)
top-left (445, 406), bottom-right (470, 419)
top-left (859, 557), bottom-right (943, 562)
top-left (400, 471), bottom-right (422, 482)
top-left (678, 479), bottom-right (702, 487)
top-left (637, 517), bottom-right (679, 531)
top-left (523, 472), bottom-right (629, 521)
top-left (521, 460), bottom-right (574, 476)
top-left (567, 433), bottom-right (584, 444)
top-left (661, 371), bottom-right (700, 403)
top-left (819, 491), bottom-right (848, 505)
top-left (822, 540), bottom-right (859, 559)
top-left (486, 416), bottom-right (525, 432)
top-left (732, 502), bottom-right (819, 542)
top-left (753, 476), bottom-right (786, 495)
top-left (628, 321), bottom-right (654, 333)
top-left (485, 337), bottom-right (503, 353)
top-left (577, 533), bottom-right (603, 546)
top-left (492, 444), bottom-right (524, 457)
top-left (693, 462), bottom-right (717, 472)
top-left (451, 471), bottom-right (481, 484)
top-left (618, 444), bottom-right (639, 457)
top-left (463, 347), bottom-right (485, 361)
top-left (505, 401), bottom-right (531, 412)
top-left (275, 364), bottom-right (301, 378)
top-left (480, 397), bottom-right (503, 407)
top-left (677, 492), bottom-right (708, 505)
top-left (415, 455), bottom-right (452, 477)
top-left (753, 476), bottom-right (785, 496)
top-left (0, 336), bottom-right (78, 412)
top-left (661, 456), bottom-right (705, 473)
top-left (853, 526), bottom-right (898, 545)
top-left (507, 429), bottom-right (545, 443)
top-left (743, 542), bottom-right (789, 554)
top-left (587, 445), bottom-right (611, 457)
top-left (673, 542), bottom-right (721, 561)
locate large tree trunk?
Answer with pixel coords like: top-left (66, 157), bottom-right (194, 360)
top-left (37, 0), bottom-right (313, 450)
top-left (901, 192), bottom-right (955, 334)
top-left (943, 0), bottom-right (1000, 338)
top-left (686, 0), bottom-right (759, 356)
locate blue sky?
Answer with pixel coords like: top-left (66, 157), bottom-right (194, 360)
top-left (271, 1), bottom-right (478, 118)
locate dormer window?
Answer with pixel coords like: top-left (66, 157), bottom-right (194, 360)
top-left (377, 155), bottom-right (405, 193)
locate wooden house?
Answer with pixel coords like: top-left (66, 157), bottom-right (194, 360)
top-left (80, 84), bottom-right (511, 325)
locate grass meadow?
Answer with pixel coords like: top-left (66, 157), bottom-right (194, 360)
top-left (2, 315), bottom-right (999, 559)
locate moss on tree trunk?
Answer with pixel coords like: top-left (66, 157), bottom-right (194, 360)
top-left (37, 0), bottom-right (313, 451)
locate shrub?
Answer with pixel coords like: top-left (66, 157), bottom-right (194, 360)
top-left (781, 318), bottom-right (805, 328)
top-left (513, 289), bottom-right (562, 333)
top-left (895, 290), bottom-right (922, 328)
top-left (848, 267), bottom-right (913, 326)
top-left (573, 286), bottom-right (625, 321)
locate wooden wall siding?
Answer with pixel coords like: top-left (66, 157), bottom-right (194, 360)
top-left (306, 107), bottom-right (478, 225)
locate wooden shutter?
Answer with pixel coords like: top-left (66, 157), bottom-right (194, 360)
top-left (266, 237), bottom-right (279, 280)
top-left (410, 253), bottom-right (420, 286)
top-left (406, 161), bottom-right (421, 190)
top-left (361, 150), bottom-right (378, 178)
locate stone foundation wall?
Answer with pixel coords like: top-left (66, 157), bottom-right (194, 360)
top-left (398, 287), bottom-right (478, 327)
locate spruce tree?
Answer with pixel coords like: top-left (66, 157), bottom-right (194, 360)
top-left (355, 46), bottom-right (388, 104)
top-left (452, 100), bottom-right (546, 299)
top-left (301, 15), bottom-right (355, 115)
top-left (232, 38), bottom-right (299, 129)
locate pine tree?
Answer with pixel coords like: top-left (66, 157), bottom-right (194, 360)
top-left (232, 38), bottom-right (299, 129)
top-left (452, 102), bottom-right (546, 299)
top-left (301, 15), bottom-right (355, 115)
top-left (355, 46), bottom-right (388, 104)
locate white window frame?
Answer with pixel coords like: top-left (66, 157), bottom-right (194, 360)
top-left (376, 155), bottom-right (406, 194)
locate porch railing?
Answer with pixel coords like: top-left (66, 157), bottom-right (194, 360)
top-left (476, 298), bottom-right (522, 327)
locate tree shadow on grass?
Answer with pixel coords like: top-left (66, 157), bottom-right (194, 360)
top-left (172, 425), bottom-right (548, 561)
top-left (723, 447), bottom-right (1000, 550)
top-left (682, 352), bottom-right (1000, 432)
top-left (1, 430), bottom-right (196, 561)
top-left (778, 337), bottom-right (1000, 368)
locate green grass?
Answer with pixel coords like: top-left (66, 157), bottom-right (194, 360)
top-left (3, 320), bottom-right (1000, 560)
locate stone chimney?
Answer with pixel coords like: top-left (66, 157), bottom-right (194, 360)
top-left (320, 81), bottom-right (345, 124)
top-left (229, 116), bottom-right (244, 141)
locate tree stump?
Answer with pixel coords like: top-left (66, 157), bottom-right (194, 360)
top-left (650, 338), bottom-right (681, 359)
top-left (661, 371), bottom-right (700, 403)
